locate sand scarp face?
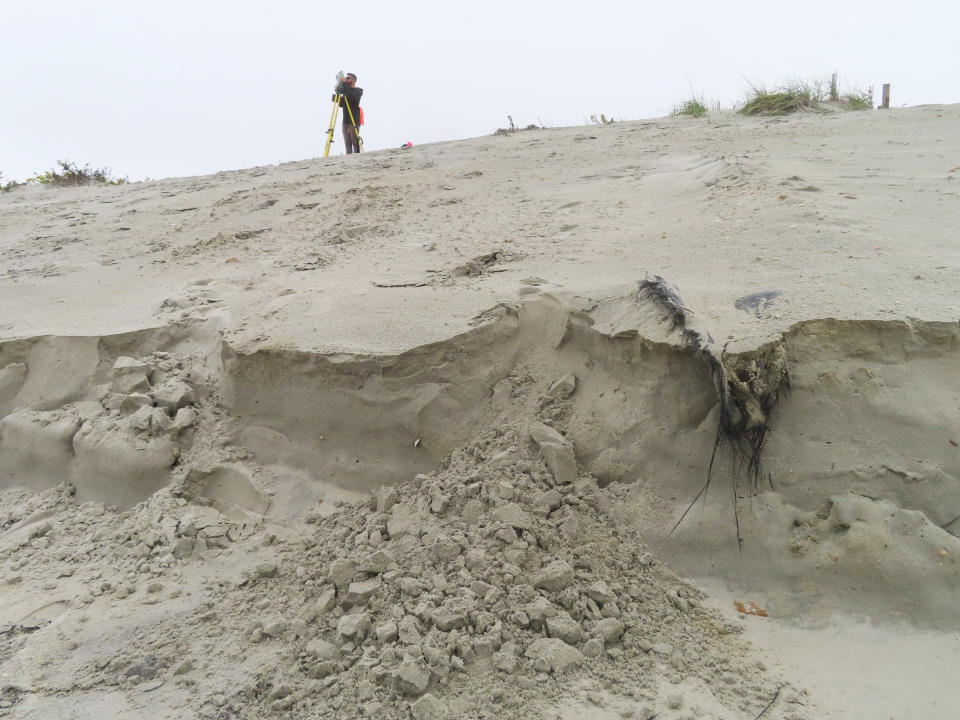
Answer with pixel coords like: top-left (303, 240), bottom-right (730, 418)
top-left (1, 292), bottom-right (958, 718)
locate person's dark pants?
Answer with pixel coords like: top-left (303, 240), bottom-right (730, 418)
top-left (342, 124), bottom-right (360, 154)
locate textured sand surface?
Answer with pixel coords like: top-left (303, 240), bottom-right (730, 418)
top-left (2, 105), bottom-right (958, 350)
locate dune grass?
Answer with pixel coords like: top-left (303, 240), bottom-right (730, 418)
top-left (0, 171), bottom-right (22, 192)
top-left (741, 76), bottom-right (877, 115)
top-left (493, 115), bottom-right (541, 135)
top-left (27, 160), bottom-right (126, 188)
top-left (589, 113), bottom-right (615, 125)
top-left (673, 97), bottom-right (708, 118)
top-left (741, 81), bottom-right (826, 116)
top-left (840, 89), bottom-right (874, 110)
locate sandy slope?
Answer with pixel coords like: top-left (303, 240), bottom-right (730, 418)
top-left (1, 104), bottom-right (959, 719)
top-left (2, 105), bottom-right (958, 351)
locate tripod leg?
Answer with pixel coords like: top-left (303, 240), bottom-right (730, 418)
top-left (341, 99), bottom-right (363, 154)
top-left (323, 95), bottom-right (341, 157)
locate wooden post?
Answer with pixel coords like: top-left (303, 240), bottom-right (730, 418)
top-left (880, 83), bottom-right (891, 109)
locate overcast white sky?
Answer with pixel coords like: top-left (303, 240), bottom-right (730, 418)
top-left (2, 0), bottom-right (958, 182)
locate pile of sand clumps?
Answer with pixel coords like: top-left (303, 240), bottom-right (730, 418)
top-left (1, 410), bottom-right (809, 719)
top-left (261, 422), bottom-right (806, 720)
top-left (0, 348), bottom-right (202, 509)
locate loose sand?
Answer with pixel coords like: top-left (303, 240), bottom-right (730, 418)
top-left (1, 104), bottom-right (958, 719)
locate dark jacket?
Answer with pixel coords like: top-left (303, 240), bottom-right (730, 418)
top-left (337, 85), bottom-right (363, 126)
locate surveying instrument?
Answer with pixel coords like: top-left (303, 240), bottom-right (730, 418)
top-left (324, 71), bottom-right (363, 157)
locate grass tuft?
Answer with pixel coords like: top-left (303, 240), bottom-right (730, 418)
top-left (741, 81), bottom-right (825, 116)
top-left (840, 88), bottom-right (873, 111)
top-left (589, 113), bottom-right (615, 125)
top-left (494, 115), bottom-right (541, 135)
top-left (673, 97), bottom-right (708, 118)
top-left (742, 77), bottom-right (875, 115)
top-left (0, 171), bottom-right (24, 192)
top-left (27, 160), bottom-right (126, 187)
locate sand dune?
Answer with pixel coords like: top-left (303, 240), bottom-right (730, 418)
top-left (1, 104), bottom-right (959, 719)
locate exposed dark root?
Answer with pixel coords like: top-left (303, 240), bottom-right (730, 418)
top-left (636, 275), bottom-right (713, 345)
top-left (637, 277), bottom-right (790, 547)
top-left (940, 515), bottom-right (960, 538)
top-left (752, 686), bottom-right (782, 720)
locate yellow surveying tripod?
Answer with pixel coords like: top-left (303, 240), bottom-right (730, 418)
top-left (324, 79), bottom-right (363, 157)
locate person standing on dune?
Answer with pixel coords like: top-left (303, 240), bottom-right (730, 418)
top-left (336, 73), bottom-right (363, 154)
